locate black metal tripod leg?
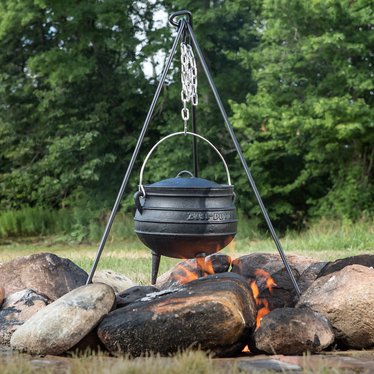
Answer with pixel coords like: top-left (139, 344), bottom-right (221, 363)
top-left (186, 23), bottom-right (301, 297)
top-left (85, 21), bottom-right (188, 285)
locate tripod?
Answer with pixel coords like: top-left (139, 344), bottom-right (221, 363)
top-left (86, 10), bottom-right (301, 297)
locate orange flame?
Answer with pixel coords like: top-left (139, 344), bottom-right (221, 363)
top-left (173, 257), bottom-right (216, 285)
top-left (174, 265), bottom-right (199, 284)
top-left (250, 279), bottom-right (260, 300)
top-left (196, 256), bottom-right (215, 276)
top-left (250, 269), bottom-right (277, 329)
top-left (254, 269), bottom-right (277, 293)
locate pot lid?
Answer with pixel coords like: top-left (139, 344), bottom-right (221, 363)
top-left (146, 170), bottom-right (222, 188)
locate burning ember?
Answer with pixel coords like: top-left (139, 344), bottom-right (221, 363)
top-left (250, 269), bottom-right (277, 329)
top-left (173, 255), bottom-right (232, 285)
top-left (173, 257), bottom-right (215, 284)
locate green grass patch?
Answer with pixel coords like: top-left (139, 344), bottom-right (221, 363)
top-left (0, 218), bottom-right (372, 284)
top-left (0, 348), bottom-right (368, 374)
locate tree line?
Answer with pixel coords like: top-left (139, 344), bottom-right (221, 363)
top-left (0, 0), bottom-right (372, 233)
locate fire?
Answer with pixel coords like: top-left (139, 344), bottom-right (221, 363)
top-left (173, 256), bottom-right (216, 285)
top-left (254, 269), bottom-right (276, 292)
top-left (196, 255), bottom-right (215, 276)
top-left (250, 269), bottom-right (277, 329)
top-left (174, 264), bottom-right (199, 284)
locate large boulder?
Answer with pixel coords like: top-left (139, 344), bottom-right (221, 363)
top-left (98, 273), bottom-right (256, 357)
top-left (297, 264), bottom-right (374, 349)
top-left (231, 253), bottom-right (317, 309)
top-left (0, 289), bottom-right (50, 345)
top-left (0, 253), bottom-right (88, 300)
top-left (10, 283), bottom-right (115, 355)
top-left (254, 307), bottom-right (334, 355)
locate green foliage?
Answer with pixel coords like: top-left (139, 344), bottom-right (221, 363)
top-left (0, 205), bottom-right (135, 243)
top-left (0, 0), bottom-right (373, 236)
top-left (0, 206), bottom-right (68, 238)
top-left (0, 0), bottom-right (157, 210)
top-left (231, 0), bottom-right (374, 226)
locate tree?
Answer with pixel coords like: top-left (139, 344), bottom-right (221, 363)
top-left (0, 0), bottom-right (157, 210)
top-left (231, 0), bottom-right (374, 226)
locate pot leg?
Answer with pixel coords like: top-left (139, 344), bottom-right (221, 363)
top-left (151, 251), bottom-right (161, 285)
top-left (195, 252), bottom-right (207, 278)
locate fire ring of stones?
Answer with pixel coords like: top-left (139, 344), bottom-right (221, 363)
top-left (0, 252), bottom-right (373, 357)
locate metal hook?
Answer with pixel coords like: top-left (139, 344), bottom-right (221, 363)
top-left (169, 10), bottom-right (193, 28)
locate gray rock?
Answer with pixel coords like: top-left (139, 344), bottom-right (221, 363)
top-left (318, 254), bottom-right (374, 278)
top-left (254, 307), bottom-right (335, 355)
top-left (297, 264), bottom-right (374, 349)
top-left (0, 253), bottom-right (88, 300)
top-left (231, 253), bottom-right (318, 309)
top-left (98, 273), bottom-right (256, 357)
top-left (0, 289), bottom-right (50, 345)
top-left (93, 270), bottom-right (137, 293)
top-left (298, 262), bottom-right (327, 293)
top-left (116, 285), bottom-right (159, 308)
top-left (156, 254), bottom-right (232, 290)
top-left (10, 283), bottom-right (115, 355)
top-left (68, 328), bottom-right (107, 354)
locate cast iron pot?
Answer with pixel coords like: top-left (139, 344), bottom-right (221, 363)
top-left (134, 132), bottom-right (237, 259)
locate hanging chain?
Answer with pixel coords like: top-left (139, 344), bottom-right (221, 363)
top-left (180, 42), bottom-right (198, 134)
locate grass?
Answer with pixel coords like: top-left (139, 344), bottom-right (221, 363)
top-left (0, 350), bottom-right (240, 374)
top-left (0, 349), bottom-right (364, 374)
top-left (0, 218), bottom-right (372, 283)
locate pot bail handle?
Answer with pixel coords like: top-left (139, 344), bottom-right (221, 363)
top-left (139, 131), bottom-right (232, 196)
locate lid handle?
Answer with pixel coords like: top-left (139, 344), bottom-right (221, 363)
top-left (176, 170), bottom-right (194, 178)
top-left (139, 131), bottom-right (232, 197)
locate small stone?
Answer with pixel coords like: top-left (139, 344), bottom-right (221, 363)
top-left (254, 307), bottom-right (335, 355)
top-left (237, 359), bottom-right (301, 372)
top-left (0, 253), bottom-right (88, 300)
top-left (0, 287), bottom-right (5, 307)
top-left (10, 283), bottom-right (115, 355)
top-left (0, 289), bottom-right (50, 346)
top-left (297, 264), bottom-right (374, 349)
top-left (93, 270), bottom-right (137, 293)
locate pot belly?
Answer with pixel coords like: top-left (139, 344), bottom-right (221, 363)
top-left (135, 232), bottom-right (236, 259)
top-left (134, 209), bottom-right (237, 258)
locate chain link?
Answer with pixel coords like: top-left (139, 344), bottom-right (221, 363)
top-left (180, 42), bottom-right (198, 133)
